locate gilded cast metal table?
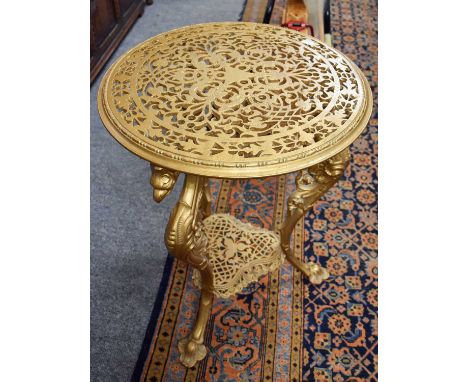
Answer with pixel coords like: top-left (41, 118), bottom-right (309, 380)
top-left (98, 22), bottom-right (372, 367)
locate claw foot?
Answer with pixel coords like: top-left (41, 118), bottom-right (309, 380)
top-left (178, 337), bottom-right (207, 367)
top-left (307, 262), bottom-right (330, 284)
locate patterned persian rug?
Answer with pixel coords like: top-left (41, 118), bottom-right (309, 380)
top-left (132, 0), bottom-right (377, 380)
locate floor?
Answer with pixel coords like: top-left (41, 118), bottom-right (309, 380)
top-left (90, 1), bottom-right (245, 381)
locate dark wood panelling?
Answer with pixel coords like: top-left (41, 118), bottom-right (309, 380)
top-left (119, 0), bottom-right (135, 16)
top-left (90, 0), bottom-right (146, 83)
top-left (93, 0), bottom-right (118, 47)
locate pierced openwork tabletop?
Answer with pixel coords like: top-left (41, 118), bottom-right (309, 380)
top-left (98, 22), bottom-right (372, 178)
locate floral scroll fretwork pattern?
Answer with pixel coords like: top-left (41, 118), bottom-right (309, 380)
top-left (192, 213), bottom-right (283, 298)
top-left (104, 22), bottom-right (367, 169)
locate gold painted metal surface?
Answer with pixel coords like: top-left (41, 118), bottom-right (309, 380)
top-left (98, 22), bottom-right (372, 179)
top-left (163, 173), bottom-right (215, 367)
top-left (279, 148), bottom-right (349, 284)
top-left (193, 214), bottom-right (283, 298)
top-left (149, 164), bottom-right (179, 202)
top-left (97, 21), bottom-right (373, 368)
top-left (162, 167), bottom-right (350, 367)
top-left (164, 174), bottom-right (214, 292)
top-left (178, 289), bottom-right (213, 367)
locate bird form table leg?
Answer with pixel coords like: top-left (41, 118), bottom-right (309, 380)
top-left (202, 178), bottom-right (212, 218)
top-left (279, 149), bottom-right (350, 284)
top-left (156, 172), bottom-right (215, 367)
top-left (178, 288), bottom-right (213, 367)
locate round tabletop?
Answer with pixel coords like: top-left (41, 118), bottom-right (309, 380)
top-left (98, 22), bottom-right (372, 179)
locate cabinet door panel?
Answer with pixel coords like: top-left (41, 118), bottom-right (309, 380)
top-left (92, 0), bottom-right (118, 48)
top-left (91, 0), bottom-right (145, 82)
top-left (119, 0), bottom-right (134, 16)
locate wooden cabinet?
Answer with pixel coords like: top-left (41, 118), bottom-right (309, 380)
top-left (90, 0), bottom-right (147, 83)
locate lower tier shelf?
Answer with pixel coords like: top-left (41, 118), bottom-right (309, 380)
top-left (193, 214), bottom-right (283, 298)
